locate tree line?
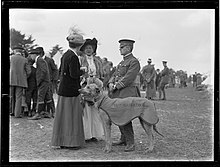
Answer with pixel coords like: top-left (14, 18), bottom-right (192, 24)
top-left (10, 28), bottom-right (63, 58)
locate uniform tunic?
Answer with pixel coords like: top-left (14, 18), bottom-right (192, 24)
top-left (141, 64), bottom-right (156, 99)
top-left (159, 66), bottom-right (169, 88)
top-left (108, 53), bottom-right (140, 98)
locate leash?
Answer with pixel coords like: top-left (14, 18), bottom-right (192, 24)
top-left (96, 94), bottom-right (106, 110)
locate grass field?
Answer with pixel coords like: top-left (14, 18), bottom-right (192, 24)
top-left (9, 85), bottom-right (214, 161)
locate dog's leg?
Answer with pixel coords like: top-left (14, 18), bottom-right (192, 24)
top-left (99, 109), bottom-right (112, 153)
top-left (139, 118), bottom-right (155, 152)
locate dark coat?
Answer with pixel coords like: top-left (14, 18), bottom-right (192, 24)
top-left (36, 57), bottom-right (50, 87)
top-left (27, 66), bottom-right (37, 90)
top-left (58, 49), bottom-right (84, 97)
top-left (160, 66), bottom-right (169, 84)
top-left (10, 53), bottom-right (31, 88)
top-left (44, 56), bottom-right (59, 81)
top-left (108, 53), bottom-right (140, 98)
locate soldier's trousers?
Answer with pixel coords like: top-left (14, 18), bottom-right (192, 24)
top-left (37, 81), bottom-right (52, 113)
top-left (10, 86), bottom-right (23, 117)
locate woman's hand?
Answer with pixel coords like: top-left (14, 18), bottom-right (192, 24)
top-left (80, 66), bottom-right (87, 72)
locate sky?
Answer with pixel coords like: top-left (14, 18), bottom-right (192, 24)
top-left (9, 9), bottom-right (215, 75)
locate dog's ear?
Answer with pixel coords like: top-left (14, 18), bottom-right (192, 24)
top-left (95, 87), bottom-right (100, 94)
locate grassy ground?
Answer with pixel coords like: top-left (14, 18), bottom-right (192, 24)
top-left (9, 85), bottom-right (214, 161)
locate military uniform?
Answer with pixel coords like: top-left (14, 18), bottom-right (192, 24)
top-left (141, 63), bottom-right (156, 99)
top-left (158, 63), bottom-right (169, 100)
top-left (108, 52), bottom-right (140, 148)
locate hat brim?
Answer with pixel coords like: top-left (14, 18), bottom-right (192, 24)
top-left (80, 39), bottom-right (97, 52)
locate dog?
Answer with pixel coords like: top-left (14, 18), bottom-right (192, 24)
top-left (79, 83), bottom-right (164, 153)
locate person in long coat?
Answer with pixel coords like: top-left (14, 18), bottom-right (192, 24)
top-left (158, 61), bottom-right (169, 100)
top-left (79, 38), bottom-right (104, 142)
top-left (108, 39), bottom-right (141, 152)
top-left (51, 33), bottom-right (86, 149)
top-left (28, 49), bottom-right (53, 120)
top-left (10, 46), bottom-right (31, 118)
top-left (141, 58), bottom-right (156, 100)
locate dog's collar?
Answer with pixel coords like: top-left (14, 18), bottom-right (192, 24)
top-left (96, 95), bottom-right (106, 109)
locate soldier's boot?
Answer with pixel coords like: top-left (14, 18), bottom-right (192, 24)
top-left (28, 103), bottom-right (44, 120)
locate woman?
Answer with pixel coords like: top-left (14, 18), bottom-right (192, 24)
top-left (51, 32), bottom-right (86, 149)
top-left (80, 38), bottom-right (104, 142)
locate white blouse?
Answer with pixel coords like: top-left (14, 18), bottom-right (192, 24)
top-left (86, 55), bottom-right (96, 76)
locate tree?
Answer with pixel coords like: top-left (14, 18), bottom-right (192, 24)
top-left (49, 44), bottom-right (63, 58)
top-left (10, 28), bottom-right (37, 52)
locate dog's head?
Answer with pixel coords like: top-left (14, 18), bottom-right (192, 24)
top-left (79, 83), bottom-right (102, 102)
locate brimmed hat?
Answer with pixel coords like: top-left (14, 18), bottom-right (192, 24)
top-left (12, 45), bottom-right (24, 50)
top-left (118, 39), bottom-right (135, 47)
top-left (162, 60), bottom-right (167, 63)
top-left (66, 33), bottom-right (85, 45)
top-left (35, 47), bottom-right (44, 55)
top-left (80, 38), bottom-right (98, 53)
top-left (28, 49), bottom-right (40, 54)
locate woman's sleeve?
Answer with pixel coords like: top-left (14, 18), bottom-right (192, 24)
top-left (69, 56), bottom-right (81, 79)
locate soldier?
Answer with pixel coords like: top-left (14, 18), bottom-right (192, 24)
top-left (10, 45), bottom-right (31, 117)
top-left (155, 69), bottom-right (161, 91)
top-left (158, 61), bottom-right (169, 100)
top-left (108, 39), bottom-right (140, 152)
top-left (36, 47), bottom-right (58, 118)
top-left (141, 58), bottom-right (156, 100)
top-left (193, 72), bottom-right (197, 87)
top-left (28, 49), bottom-right (53, 120)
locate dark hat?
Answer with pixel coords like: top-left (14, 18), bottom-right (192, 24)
top-left (12, 45), bottom-right (24, 50)
top-left (147, 58), bottom-right (152, 63)
top-left (80, 38), bottom-right (98, 53)
top-left (35, 47), bottom-right (44, 55)
top-left (118, 39), bottom-right (135, 46)
top-left (162, 60), bottom-right (167, 63)
top-left (28, 49), bottom-right (40, 54)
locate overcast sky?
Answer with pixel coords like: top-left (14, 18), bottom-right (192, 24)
top-left (9, 9), bottom-right (215, 75)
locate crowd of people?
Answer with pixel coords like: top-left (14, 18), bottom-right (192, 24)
top-left (10, 29), bottom-right (205, 152)
top-left (10, 46), bottom-right (59, 119)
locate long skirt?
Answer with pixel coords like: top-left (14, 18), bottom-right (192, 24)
top-left (83, 102), bottom-right (104, 140)
top-left (51, 95), bottom-right (85, 147)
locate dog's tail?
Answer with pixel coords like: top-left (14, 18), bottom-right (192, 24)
top-left (153, 125), bottom-right (164, 137)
